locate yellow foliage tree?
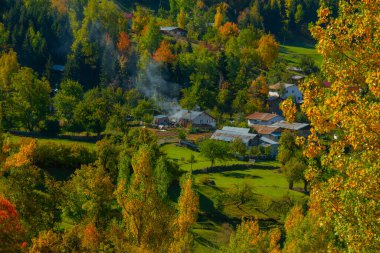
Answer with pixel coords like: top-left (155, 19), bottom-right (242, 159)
top-left (296, 0), bottom-right (380, 251)
top-left (4, 138), bottom-right (36, 170)
top-left (257, 34), bottom-right (279, 68)
top-left (177, 7), bottom-right (186, 29)
top-left (170, 176), bottom-right (199, 252)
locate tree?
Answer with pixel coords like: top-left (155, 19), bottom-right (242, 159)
top-left (0, 195), bottom-right (25, 252)
top-left (177, 7), bottom-right (186, 29)
top-left (214, 6), bottom-right (223, 28)
top-left (115, 145), bottom-right (174, 251)
top-left (229, 138), bottom-right (247, 157)
top-left (153, 41), bottom-right (176, 64)
top-left (140, 18), bottom-right (162, 54)
top-left (223, 219), bottom-right (281, 253)
top-left (296, 1), bottom-right (380, 251)
top-left (170, 175), bottom-right (199, 252)
top-left (8, 67), bottom-right (51, 131)
top-left (257, 34), bottom-right (279, 68)
top-left (199, 139), bottom-right (229, 167)
top-left (53, 80), bottom-right (83, 130)
top-left (0, 23), bottom-right (9, 49)
top-left (219, 22), bottom-right (239, 41)
top-left (63, 164), bottom-right (115, 227)
top-left (116, 31), bottom-right (131, 55)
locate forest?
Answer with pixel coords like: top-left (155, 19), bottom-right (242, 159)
top-left (0, 0), bottom-right (379, 252)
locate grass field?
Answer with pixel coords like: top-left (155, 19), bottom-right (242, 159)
top-left (279, 40), bottom-right (322, 66)
top-left (161, 144), bottom-right (308, 252)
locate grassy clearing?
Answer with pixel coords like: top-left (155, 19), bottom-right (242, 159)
top-left (279, 40), bottom-right (322, 66)
top-left (161, 144), bottom-right (308, 252)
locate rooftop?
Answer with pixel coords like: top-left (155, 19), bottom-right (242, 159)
top-left (211, 130), bottom-right (257, 145)
top-left (154, 115), bottom-right (168, 119)
top-left (260, 136), bottom-right (279, 145)
top-left (246, 112), bottom-right (281, 121)
top-left (271, 121), bottom-right (309, 130)
top-left (170, 110), bottom-right (209, 121)
top-left (221, 126), bottom-right (251, 134)
top-left (251, 124), bottom-right (281, 135)
top-left (269, 83), bottom-right (295, 90)
top-left (160, 26), bottom-right (185, 31)
top-left (51, 65), bottom-right (65, 72)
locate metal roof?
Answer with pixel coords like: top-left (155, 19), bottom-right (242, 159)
top-left (154, 115), bottom-right (168, 119)
top-left (260, 136), bottom-right (278, 145)
top-left (251, 124), bottom-right (281, 135)
top-left (246, 112), bottom-right (282, 121)
top-left (221, 126), bottom-right (251, 134)
top-left (51, 65), bottom-right (65, 72)
top-left (170, 110), bottom-right (210, 121)
top-left (160, 26), bottom-right (182, 31)
top-left (272, 121), bottom-right (309, 130)
top-left (269, 83), bottom-right (295, 90)
top-left (211, 130), bottom-right (257, 145)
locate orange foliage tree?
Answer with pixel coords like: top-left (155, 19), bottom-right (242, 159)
top-left (0, 195), bottom-right (24, 252)
top-left (153, 40), bottom-right (176, 64)
top-left (4, 138), bottom-right (36, 170)
top-left (116, 31), bottom-right (131, 55)
top-left (218, 22), bottom-right (239, 41)
top-left (294, 0), bottom-right (380, 251)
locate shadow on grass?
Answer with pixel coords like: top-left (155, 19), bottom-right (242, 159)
top-left (193, 164), bottom-right (278, 175)
top-left (220, 172), bottom-right (262, 179)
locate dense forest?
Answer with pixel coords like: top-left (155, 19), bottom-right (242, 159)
top-left (0, 0), bottom-right (379, 252)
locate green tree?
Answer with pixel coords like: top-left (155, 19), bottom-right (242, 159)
top-left (229, 138), bottom-right (247, 157)
top-left (53, 80), bottom-right (83, 130)
top-left (140, 18), bottom-right (162, 54)
top-left (199, 139), bottom-right (229, 167)
top-left (9, 67), bottom-right (51, 131)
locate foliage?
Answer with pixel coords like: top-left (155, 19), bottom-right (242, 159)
top-left (0, 195), bottom-right (25, 252)
top-left (294, 0), bottom-right (380, 251)
top-left (223, 219), bottom-right (281, 253)
top-left (199, 139), bottom-right (229, 167)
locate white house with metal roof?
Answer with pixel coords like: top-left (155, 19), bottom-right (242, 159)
top-left (170, 110), bottom-right (216, 128)
top-left (269, 83), bottom-right (303, 103)
top-left (211, 127), bottom-right (259, 147)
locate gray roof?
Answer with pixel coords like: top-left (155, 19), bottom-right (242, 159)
top-left (271, 121), bottom-right (309, 130)
top-left (221, 126), bottom-right (251, 134)
top-left (170, 110), bottom-right (211, 122)
top-left (160, 26), bottom-right (183, 31)
top-left (260, 136), bottom-right (278, 145)
top-left (154, 115), bottom-right (168, 119)
top-left (51, 65), bottom-right (65, 72)
top-left (211, 130), bottom-right (257, 145)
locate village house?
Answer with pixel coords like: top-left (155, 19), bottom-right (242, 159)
top-left (269, 83), bottom-right (303, 104)
top-left (211, 127), bottom-right (259, 147)
top-left (259, 136), bottom-right (279, 157)
top-left (250, 124), bottom-right (282, 141)
top-left (271, 121), bottom-right (310, 137)
top-left (170, 110), bottom-right (216, 128)
top-left (246, 112), bottom-right (284, 126)
top-left (160, 27), bottom-right (187, 37)
top-left (153, 115), bottom-right (169, 125)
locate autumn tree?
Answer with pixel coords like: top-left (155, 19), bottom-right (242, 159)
top-left (116, 31), bottom-right (131, 55)
top-left (223, 219), bottom-right (281, 253)
top-left (257, 34), bottom-right (279, 68)
top-left (170, 175), bottom-right (199, 252)
top-left (63, 164), bottom-right (115, 228)
top-left (153, 40), bottom-right (176, 64)
top-left (0, 195), bottom-right (25, 252)
top-left (219, 22), bottom-right (239, 41)
top-left (293, 1), bottom-right (380, 251)
top-left (177, 7), bottom-right (186, 29)
top-left (115, 145), bottom-right (174, 251)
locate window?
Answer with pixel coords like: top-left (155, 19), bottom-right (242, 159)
top-left (292, 90), bottom-right (295, 94)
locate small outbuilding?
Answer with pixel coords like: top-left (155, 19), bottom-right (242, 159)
top-left (153, 115), bottom-right (169, 125)
top-left (160, 27), bottom-right (187, 37)
top-left (170, 110), bottom-right (216, 128)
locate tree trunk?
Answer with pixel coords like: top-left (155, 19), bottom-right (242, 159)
top-left (303, 179), bottom-right (308, 193)
top-left (289, 181), bottom-right (294, 190)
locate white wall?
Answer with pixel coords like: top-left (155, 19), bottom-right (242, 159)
top-left (283, 85), bottom-right (303, 103)
top-left (193, 113), bottom-right (216, 127)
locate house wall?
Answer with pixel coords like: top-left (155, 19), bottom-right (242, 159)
top-left (283, 86), bottom-right (303, 103)
top-left (193, 113), bottom-right (216, 128)
top-left (247, 115), bottom-right (284, 126)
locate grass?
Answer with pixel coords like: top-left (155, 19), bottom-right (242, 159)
top-left (161, 144), bottom-right (308, 252)
top-left (279, 40), bottom-right (322, 66)
top-left (7, 134), bottom-right (96, 150)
